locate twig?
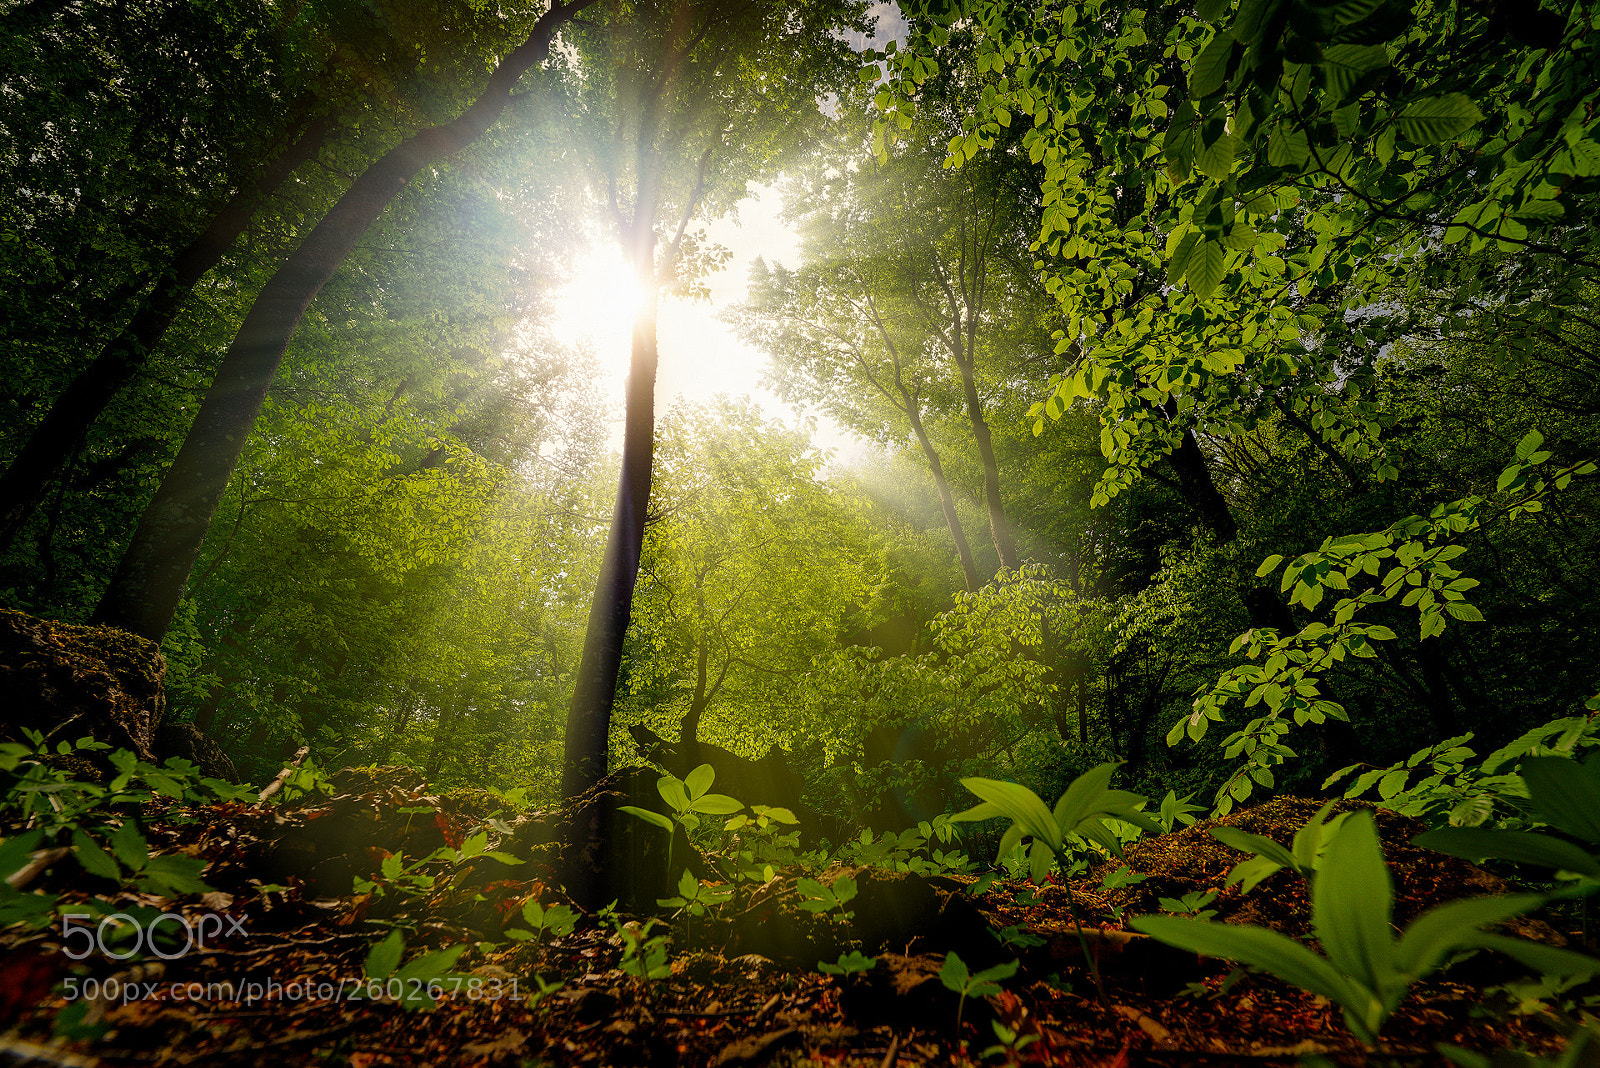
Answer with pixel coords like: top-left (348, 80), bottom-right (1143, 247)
top-left (881, 1031), bottom-right (901, 1068)
top-left (6, 847), bottom-right (70, 889)
top-left (258, 746), bottom-right (311, 803)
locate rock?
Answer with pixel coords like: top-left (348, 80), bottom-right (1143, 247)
top-left (157, 721), bottom-right (239, 782)
top-left (0, 609), bottom-right (165, 761)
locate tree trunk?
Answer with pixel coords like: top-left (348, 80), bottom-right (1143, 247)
top-left (0, 113), bottom-right (339, 550)
top-left (560, 243), bottom-right (660, 801)
top-left (953, 347), bottom-right (1018, 571)
top-left (1166, 428), bottom-right (1238, 545)
top-left (905, 396), bottom-right (982, 593)
top-left (90, 0), bottom-right (592, 641)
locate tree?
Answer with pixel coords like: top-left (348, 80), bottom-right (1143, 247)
top-left (557, 0), bottom-right (870, 804)
top-left (90, 0), bottom-right (596, 642)
top-left (729, 63), bottom-right (1054, 589)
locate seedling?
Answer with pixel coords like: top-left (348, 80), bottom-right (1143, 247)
top-left (504, 897), bottom-right (578, 944)
top-left (363, 929), bottom-right (470, 1011)
top-left (982, 1018), bottom-right (1040, 1063)
top-left (1158, 889), bottom-right (1218, 920)
top-left (796, 873), bottom-right (858, 916)
top-left (939, 951), bottom-right (1019, 1033)
top-left (619, 764), bottom-right (744, 835)
top-left (953, 762), bottom-right (1160, 1009)
top-left (615, 918), bottom-right (672, 980)
top-left (818, 950), bottom-right (877, 975)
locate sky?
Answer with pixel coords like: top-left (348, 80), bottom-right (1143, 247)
top-left (545, 3), bottom-right (908, 470)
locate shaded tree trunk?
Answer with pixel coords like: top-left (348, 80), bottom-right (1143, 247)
top-left (561, 241), bottom-right (660, 801)
top-left (90, 0), bottom-right (592, 641)
top-left (0, 113), bottom-right (339, 549)
top-left (1166, 428), bottom-right (1238, 545)
top-left (905, 394), bottom-right (982, 592)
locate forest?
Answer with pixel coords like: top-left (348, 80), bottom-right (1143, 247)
top-left (2, 0), bottom-right (1600, 1063)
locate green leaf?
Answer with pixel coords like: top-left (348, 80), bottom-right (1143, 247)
top-left (961, 777), bottom-right (1061, 851)
top-left (689, 793), bottom-right (743, 816)
top-left (939, 950), bottom-right (971, 991)
top-left (684, 764), bottom-right (715, 800)
top-left (1190, 31), bottom-right (1235, 98)
top-left (1255, 554), bottom-right (1284, 578)
top-left (1463, 933), bottom-right (1599, 979)
top-left (1131, 915), bottom-right (1356, 1005)
top-left (71, 831), bottom-right (120, 881)
top-left (139, 854), bottom-right (212, 895)
top-left (109, 821), bottom-right (149, 872)
top-left (1522, 758), bottom-right (1600, 843)
top-left (1413, 828), bottom-right (1600, 877)
top-left (657, 775), bottom-right (691, 812)
top-left (1318, 44), bottom-right (1387, 101)
top-left (1052, 762), bottom-right (1121, 830)
top-left (1393, 894), bottom-right (1545, 976)
top-left (1515, 429), bottom-right (1545, 462)
top-left (1394, 94), bottom-right (1483, 144)
top-left (1311, 812), bottom-right (1394, 986)
top-left (1211, 827), bottom-right (1298, 870)
top-left (1186, 240), bottom-right (1227, 298)
top-left (618, 806), bottom-right (675, 833)
top-left (366, 930), bottom-right (405, 979)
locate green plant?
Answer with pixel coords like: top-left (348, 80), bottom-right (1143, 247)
top-left (1154, 790), bottom-right (1206, 833)
top-left (1415, 755), bottom-right (1600, 883)
top-left (981, 1018), bottom-right (1040, 1063)
top-left (614, 918), bottom-right (672, 980)
top-left (795, 873), bottom-right (857, 917)
top-left (504, 897), bottom-right (579, 945)
top-left (656, 869), bottom-right (733, 940)
top-left (953, 762), bottom-right (1159, 1008)
top-left (724, 803), bottom-right (802, 882)
top-left (818, 950), bottom-right (877, 975)
top-left (938, 951), bottom-right (1019, 1033)
top-left (1211, 799), bottom-right (1351, 893)
top-left (1133, 812), bottom-right (1597, 1046)
top-left (1158, 889), bottom-right (1218, 920)
top-left (363, 929), bottom-right (471, 1011)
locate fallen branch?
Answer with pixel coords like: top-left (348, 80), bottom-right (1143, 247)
top-left (258, 746), bottom-right (311, 803)
top-left (5, 847), bottom-right (70, 890)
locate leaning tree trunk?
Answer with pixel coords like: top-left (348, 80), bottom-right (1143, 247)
top-left (91, 0), bottom-right (593, 642)
top-left (952, 346), bottom-right (1018, 571)
top-left (0, 113), bottom-right (339, 550)
top-left (560, 239), bottom-right (661, 802)
top-left (906, 400), bottom-right (983, 593)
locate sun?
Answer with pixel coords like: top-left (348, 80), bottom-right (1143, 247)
top-left (549, 246), bottom-right (652, 380)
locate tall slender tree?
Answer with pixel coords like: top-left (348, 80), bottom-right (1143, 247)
top-left (558, 0), bottom-right (870, 804)
top-left (91, 0), bottom-right (596, 641)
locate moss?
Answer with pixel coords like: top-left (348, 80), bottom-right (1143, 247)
top-left (0, 608), bottom-right (165, 760)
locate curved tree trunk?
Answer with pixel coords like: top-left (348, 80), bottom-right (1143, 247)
top-left (0, 113), bottom-right (339, 549)
top-left (91, 0), bottom-right (593, 641)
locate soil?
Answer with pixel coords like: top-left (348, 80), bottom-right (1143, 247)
top-left (0, 774), bottom-right (1588, 1067)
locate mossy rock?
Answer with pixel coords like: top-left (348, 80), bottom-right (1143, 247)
top-left (0, 608), bottom-right (165, 761)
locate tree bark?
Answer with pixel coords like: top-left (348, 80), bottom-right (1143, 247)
top-left (952, 346), bottom-right (1017, 570)
top-left (560, 241), bottom-right (660, 801)
top-left (1166, 428), bottom-right (1238, 545)
top-left (905, 395), bottom-right (983, 592)
top-left (0, 113), bottom-right (339, 550)
top-left (90, 0), bottom-right (593, 641)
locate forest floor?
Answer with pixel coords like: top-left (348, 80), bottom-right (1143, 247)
top-left (0, 769), bottom-right (1587, 1068)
